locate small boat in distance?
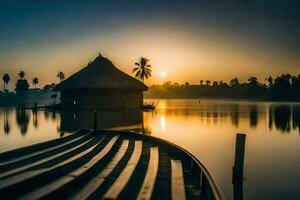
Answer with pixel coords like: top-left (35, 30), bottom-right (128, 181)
top-left (142, 102), bottom-right (158, 112)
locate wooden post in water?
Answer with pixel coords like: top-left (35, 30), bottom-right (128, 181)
top-left (93, 110), bottom-right (98, 131)
top-left (232, 133), bottom-right (246, 200)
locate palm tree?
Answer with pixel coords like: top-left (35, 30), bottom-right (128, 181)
top-left (18, 71), bottom-right (25, 80)
top-left (200, 80), bottom-right (204, 86)
top-left (205, 80), bottom-right (211, 86)
top-left (132, 57), bottom-right (152, 82)
top-left (57, 72), bottom-right (65, 82)
top-left (32, 77), bottom-right (39, 88)
top-left (2, 74), bottom-right (10, 91)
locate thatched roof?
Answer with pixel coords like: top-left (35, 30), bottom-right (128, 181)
top-left (54, 55), bottom-right (148, 91)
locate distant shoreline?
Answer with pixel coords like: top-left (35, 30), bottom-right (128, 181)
top-left (144, 97), bottom-right (300, 103)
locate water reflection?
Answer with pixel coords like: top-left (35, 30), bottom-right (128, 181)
top-left (16, 108), bottom-right (30, 135)
top-left (269, 105), bottom-right (292, 133)
top-left (3, 108), bottom-right (11, 134)
top-left (145, 102), bottom-right (300, 134)
top-left (160, 115), bottom-right (166, 132)
top-left (33, 111), bottom-right (38, 128)
top-left (60, 109), bottom-right (143, 132)
top-left (1, 103), bottom-right (300, 136)
top-left (230, 104), bottom-right (239, 127)
top-left (0, 101), bottom-right (299, 200)
top-left (292, 106), bottom-right (300, 132)
top-left (249, 105), bottom-right (258, 128)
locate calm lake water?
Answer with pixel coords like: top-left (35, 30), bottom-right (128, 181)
top-left (0, 99), bottom-right (299, 199)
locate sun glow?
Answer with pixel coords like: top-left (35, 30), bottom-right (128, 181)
top-left (160, 71), bottom-right (167, 78)
top-left (160, 115), bottom-right (166, 132)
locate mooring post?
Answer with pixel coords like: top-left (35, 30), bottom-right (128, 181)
top-left (232, 133), bottom-right (246, 200)
top-left (93, 110), bottom-right (98, 131)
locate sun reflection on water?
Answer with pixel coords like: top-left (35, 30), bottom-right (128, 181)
top-left (160, 115), bottom-right (166, 132)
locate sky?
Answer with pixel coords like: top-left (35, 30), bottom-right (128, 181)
top-left (0, 0), bottom-right (299, 89)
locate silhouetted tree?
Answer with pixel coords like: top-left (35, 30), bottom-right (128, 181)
top-left (15, 80), bottom-right (29, 94)
top-left (32, 77), bottom-right (39, 88)
top-left (212, 81), bottom-right (218, 86)
top-left (144, 74), bottom-right (300, 101)
top-left (132, 57), bottom-right (152, 82)
top-left (15, 70), bottom-right (29, 94)
top-left (2, 73), bottom-right (10, 91)
top-left (247, 76), bottom-right (266, 98)
top-left (291, 75), bottom-right (300, 100)
top-left (230, 78), bottom-right (239, 87)
top-left (163, 81), bottom-right (172, 88)
top-left (173, 82), bottom-right (180, 87)
top-left (248, 77), bottom-right (258, 86)
top-left (18, 71), bottom-right (25, 80)
top-left (57, 72), bottom-right (65, 82)
top-left (265, 76), bottom-right (273, 87)
top-left (269, 74), bottom-right (292, 100)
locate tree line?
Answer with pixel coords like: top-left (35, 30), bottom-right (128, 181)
top-left (2, 71), bottom-right (66, 93)
top-left (145, 74), bottom-right (300, 101)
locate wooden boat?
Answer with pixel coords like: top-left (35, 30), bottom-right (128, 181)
top-left (0, 130), bottom-right (222, 200)
top-left (142, 102), bottom-right (157, 112)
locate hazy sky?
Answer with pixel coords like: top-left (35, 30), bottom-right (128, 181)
top-left (0, 0), bottom-right (299, 89)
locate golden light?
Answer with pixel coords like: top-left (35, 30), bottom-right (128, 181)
top-left (160, 71), bottom-right (167, 78)
top-left (160, 115), bottom-right (166, 132)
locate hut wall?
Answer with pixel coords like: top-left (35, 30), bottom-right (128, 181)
top-left (60, 89), bottom-right (143, 110)
top-left (60, 109), bottom-right (143, 131)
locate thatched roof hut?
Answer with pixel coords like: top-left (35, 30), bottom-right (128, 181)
top-left (55, 54), bottom-right (147, 92)
top-left (55, 54), bottom-right (148, 110)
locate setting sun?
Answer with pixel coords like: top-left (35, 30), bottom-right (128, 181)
top-left (160, 71), bottom-right (167, 78)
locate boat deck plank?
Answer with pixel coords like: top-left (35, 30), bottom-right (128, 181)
top-left (0, 131), bottom-right (92, 167)
top-left (0, 136), bottom-right (104, 189)
top-left (171, 160), bottom-right (186, 200)
top-left (137, 147), bottom-right (159, 200)
top-left (103, 141), bottom-right (142, 199)
top-left (19, 136), bottom-right (119, 200)
top-left (71, 139), bottom-right (130, 200)
top-left (0, 130), bottom-right (221, 200)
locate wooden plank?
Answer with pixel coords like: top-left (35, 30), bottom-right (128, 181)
top-left (171, 160), bottom-right (186, 200)
top-left (19, 136), bottom-right (119, 200)
top-left (0, 130), bottom-right (88, 162)
top-left (0, 136), bottom-right (97, 179)
top-left (103, 140), bottom-right (142, 200)
top-left (137, 147), bottom-right (159, 200)
top-left (70, 140), bottom-right (129, 200)
top-left (0, 132), bottom-right (92, 167)
top-left (0, 136), bottom-right (103, 190)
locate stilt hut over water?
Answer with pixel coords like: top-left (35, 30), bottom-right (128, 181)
top-left (54, 54), bottom-right (148, 110)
